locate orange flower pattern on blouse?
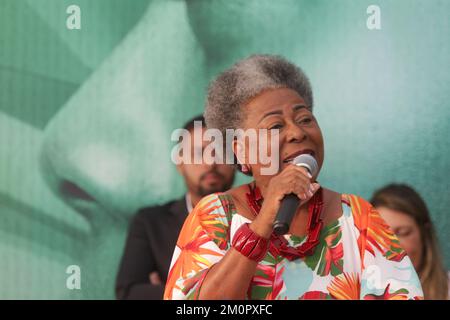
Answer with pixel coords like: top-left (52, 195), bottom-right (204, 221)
top-left (164, 193), bottom-right (423, 300)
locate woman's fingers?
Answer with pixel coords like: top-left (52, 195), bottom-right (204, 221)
top-left (293, 164), bottom-right (313, 179)
top-left (293, 182), bottom-right (320, 202)
top-left (291, 169), bottom-right (312, 190)
top-left (266, 164), bottom-right (319, 209)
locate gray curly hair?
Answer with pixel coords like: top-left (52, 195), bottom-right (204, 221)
top-left (204, 54), bottom-right (314, 135)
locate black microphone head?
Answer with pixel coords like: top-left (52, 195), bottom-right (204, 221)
top-left (292, 154), bottom-right (318, 176)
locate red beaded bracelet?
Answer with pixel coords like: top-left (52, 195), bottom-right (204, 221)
top-left (231, 223), bottom-right (270, 262)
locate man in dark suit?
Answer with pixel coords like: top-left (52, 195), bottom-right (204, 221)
top-left (115, 115), bottom-right (236, 299)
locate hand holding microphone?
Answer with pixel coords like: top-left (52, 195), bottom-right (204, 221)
top-left (273, 154), bottom-right (319, 235)
top-left (249, 154), bottom-right (320, 239)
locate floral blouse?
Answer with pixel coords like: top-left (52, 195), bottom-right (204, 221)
top-left (163, 192), bottom-right (424, 300)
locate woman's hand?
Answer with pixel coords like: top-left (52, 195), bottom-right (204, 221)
top-left (199, 165), bottom-right (320, 299)
top-left (250, 164), bottom-right (321, 238)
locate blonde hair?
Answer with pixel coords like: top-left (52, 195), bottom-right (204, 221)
top-left (371, 184), bottom-right (448, 300)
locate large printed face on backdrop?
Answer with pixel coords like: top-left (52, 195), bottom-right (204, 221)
top-left (40, 0), bottom-right (208, 223)
top-left (39, 0), bottom-right (309, 223)
top-left (186, 0), bottom-right (303, 64)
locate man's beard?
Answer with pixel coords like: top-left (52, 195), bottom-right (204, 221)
top-left (198, 184), bottom-right (224, 197)
top-left (197, 170), bottom-right (232, 197)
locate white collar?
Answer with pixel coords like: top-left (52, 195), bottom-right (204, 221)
top-left (185, 193), bottom-right (194, 213)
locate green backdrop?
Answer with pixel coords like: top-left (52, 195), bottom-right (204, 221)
top-left (0, 0), bottom-right (449, 299)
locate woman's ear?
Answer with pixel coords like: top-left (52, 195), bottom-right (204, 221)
top-left (232, 139), bottom-right (246, 166)
top-left (233, 138), bottom-right (252, 175)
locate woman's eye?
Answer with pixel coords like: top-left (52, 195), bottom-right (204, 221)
top-left (297, 117), bottom-right (312, 125)
top-left (269, 124), bottom-right (283, 130)
top-left (397, 230), bottom-right (412, 238)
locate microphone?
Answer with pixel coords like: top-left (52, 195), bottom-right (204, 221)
top-left (273, 154), bottom-right (319, 236)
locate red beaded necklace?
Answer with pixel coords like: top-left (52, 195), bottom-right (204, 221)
top-left (245, 183), bottom-right (324, 261)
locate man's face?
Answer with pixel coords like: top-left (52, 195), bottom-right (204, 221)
top-left (177, 126), bottom-right (235, 197)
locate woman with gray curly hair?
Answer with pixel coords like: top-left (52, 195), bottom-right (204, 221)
top-left (164, 55), bottom-right (423, 300)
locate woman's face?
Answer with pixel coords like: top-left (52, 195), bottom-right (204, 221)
top-left (377, 207), bottom-right (423, 271)
top-left (238, 87), bottom-right (324, 182)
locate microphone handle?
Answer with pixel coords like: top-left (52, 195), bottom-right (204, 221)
top-left (273, 194), bottom-right (299, 235)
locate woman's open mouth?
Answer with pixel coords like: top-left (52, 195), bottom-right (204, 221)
top-left (283, 149), bottom-right (315, 163)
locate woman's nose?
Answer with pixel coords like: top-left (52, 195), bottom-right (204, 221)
top-left (285, 122), bottom-right (306, 143)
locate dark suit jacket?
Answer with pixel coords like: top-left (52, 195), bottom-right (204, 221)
top-left (115, 197), bottom-right (188, 300)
